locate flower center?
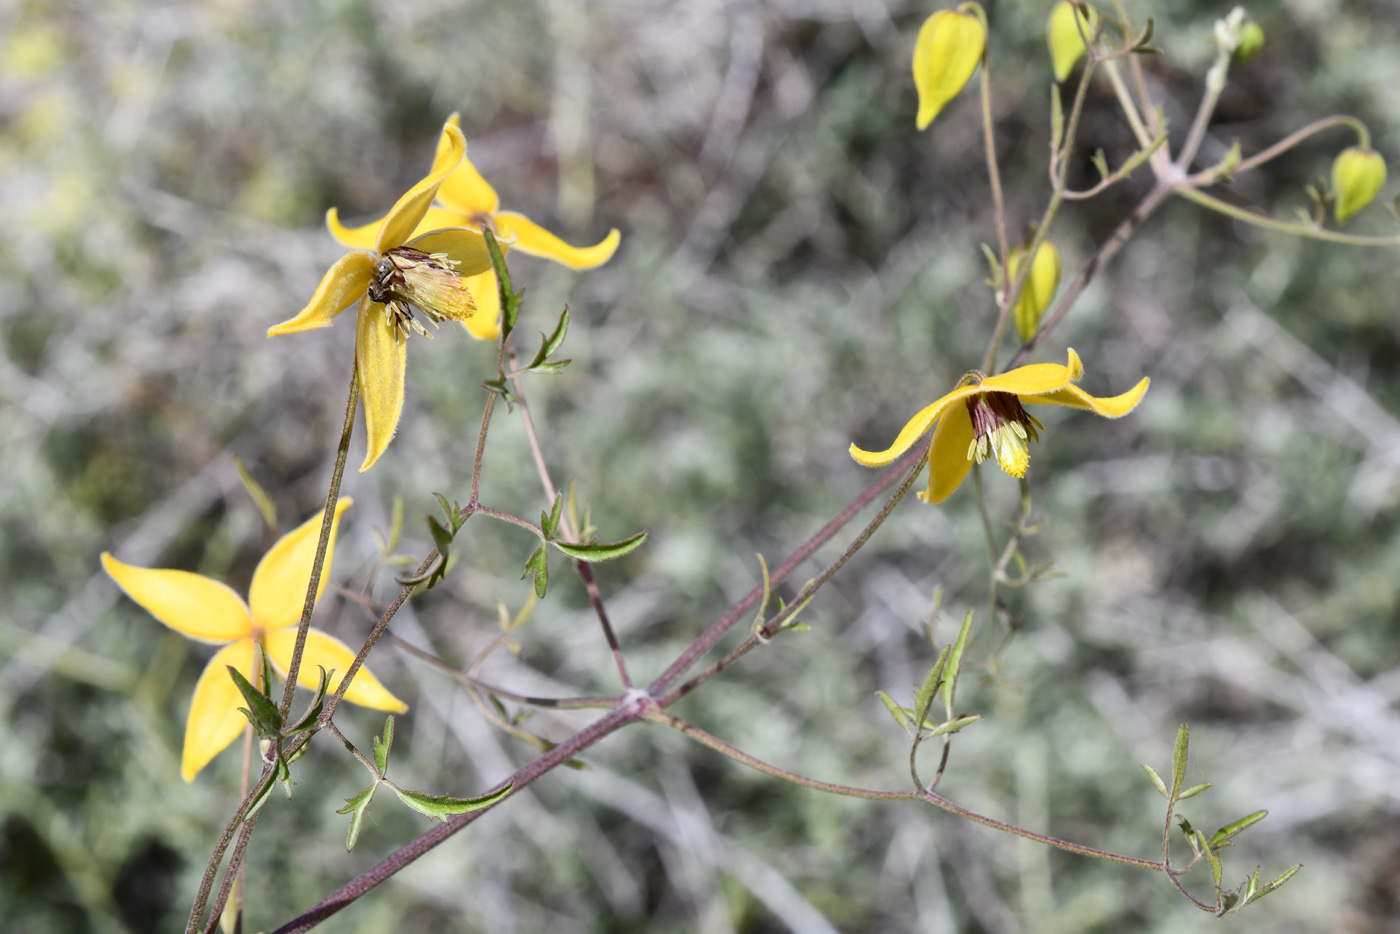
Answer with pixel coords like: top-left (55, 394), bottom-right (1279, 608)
top-left (368, 247), bottom-right (477, 342)
top-left (964, 392), bottom-right (1043, 478)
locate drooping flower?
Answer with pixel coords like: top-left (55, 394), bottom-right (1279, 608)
top-left (1008, 240), bottom-right (1062, 343)
top-left (912, 7), bottom-right (986, 131)
top-left (1332, 146), bottom-right (1387, 224)
top-left (849, 349), bottom-right (1149, 503)
top-left (326, 113), bottom-right (621, 343)
top-left (267, 121), bottom-right (496, 471)
top-left (101, 500), bottom-right (405, 781)
top-left (1048, 1), bottom-right (1098, 83)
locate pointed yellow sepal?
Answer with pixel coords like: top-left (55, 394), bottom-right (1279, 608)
top-left (912, 8), bottom-right (986, 131)
top-left (1009, 241), bottom-right (1062, 342)
top-left (1332, 146), bottom-right (1387, 224)
top-left (1048, 1), bottom-right (1098, 83)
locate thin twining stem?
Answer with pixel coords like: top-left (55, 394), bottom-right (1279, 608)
top-left (202, 808), bottom-right (261, 934)
top-left (185, 763), bottom-right (276, 934)
top-left (505, 331), bottom-right (632, 689)
top-left (978, 35), bottom-right (1010, 281)
top-left (654, 443), bottom-right (928, 707)
top-left (1177, 186), bottom-right (1400, 246)
top-left (1212, 115), bottom-right (1369, 180)
top-left (387, 629), bottom-right (620, 710)
top-left (648, 708), bottom-right (1162, 871)
top-left (278, 360), bottom-right (360, 720)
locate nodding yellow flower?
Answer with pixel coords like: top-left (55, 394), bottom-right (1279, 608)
top-left (327, 113), bottom-right (621, 344)
top-left (267, 121), bottom-right (497, 471)
top-left (849, 349), bottom-right (1149, 503)
top-left (1048, 1), bottom-right (1098, 83)
top-left (1009, 241), bottom-right (1062, 343)
top-left (912, 7), bottom-right (986, 131)
top-left (101, 500), bottom-right (406, 782)
top-left (1332, 146), bottom-right (1387, 224)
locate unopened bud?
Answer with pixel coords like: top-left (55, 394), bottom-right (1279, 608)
top-left (912, 8), bottom-right (985, 131)
top-left (1332, 146), bottom-right (1387, 224)
top-left (1009, 241), bottom-right (1062, 342)
top-left (1234, 20), bottom-right (1264, 63)
top-left (1048, 1), bottom-right (1098, 83)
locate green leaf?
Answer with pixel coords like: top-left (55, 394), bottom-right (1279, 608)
top-left (1170, 723), bottom-right (1189, 799)
top-left (1208, 810), bottom-right (1267, 849)
top-left (387, 497), bottom-right (404, 552)
top-left (389, 781), bottom-right (513, 823)
top-left (942, 608), bottom-right (975, 721)
top-left (227, 665), bottom-right (282, 739)
top-left (244, 772), bottom-right (278, 819)
top-left (426, 515), bottom-right (454, 554)
top-left (876, 691), bottom-right (913, 737)
top-left (1179, 782), bottom-right (1213, 801)
top-left (286, 666), bottom-right (330, 735)
top-left (927, 714), bottom-right (981, 737)
top-left (1200, 830), bottom-right (1223, 888)
top-left (524, 307), bottom-right (571, 374)
top-left (523, 544), bottom-right (549, 598)
top-left (336, 783), bottom-right (378, 852)
top-left (234, 457), bottom-right (277, 530)
top-left (1253, 864), bottom-right (1301, 902)
top-left (914, 646), bottom-right (951, 730)
top-left (275, 752), bottom-right (295, 799)
top-left (1049, 83), bottom-right (1064, 157)
top-left (980, 244), bottom-right (1003, 291)
top-left (549, 529), bottom-right (648, 563)
top-left (541, 493), bottom-right (564, 539)
top-left (481, 376), bottom-right (515, 401)
top-left (374, 715), bottom-right (395, 776)
top-left (1141, 764), bottom-right (1169, 798)
top-left (483, 228), bottom-right (521, 338)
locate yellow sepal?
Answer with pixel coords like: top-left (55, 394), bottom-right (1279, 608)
top-left (1048, 1), bottom-right (1097, 83)
top-left (101, 552), bottom-right (252, 644)
top-left (182, 640), bottom-right (258, 782)
top-left (495, 211), bottom-right (621, 270)
top-left (247, 499), bottom-right (353, 633)
top-left (264, 628), bottom-right (407, 712)
top-left (1333, 146), bottom-right (1387, 224)
top-left (912, 8), bottom-right (985, 130)
top-left (375, 122), bottom-right (465, 253)
top-left (1010, 241), bottom-right (1062, 343)
top-left (267, 253), bottom-right (374, 337)
top-left (356, 300), bottom-right (407, 472)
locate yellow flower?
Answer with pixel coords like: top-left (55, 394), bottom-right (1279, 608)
top-left (1332, 146), bottom-right (1387, 224)
top-left (1009, 240), bottom-right (1062, 343)
top-left (326, 113), bottom-right (622, 343)
top-left (101, 500), bottom-right (405, 781)
top-left (849, 349), bottom-right (1149, 503)
top-left (1048, 1), bottom-right (1098, 83)
top-left (267, 121), bottom-right (496, 471)
top-left (912, 7), bottom-right (986, 131)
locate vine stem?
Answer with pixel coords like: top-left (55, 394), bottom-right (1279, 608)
top-left (505, 331), bottom-right (632, 689)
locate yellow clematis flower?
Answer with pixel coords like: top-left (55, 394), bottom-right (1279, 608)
top-left (849, 349), bottom-right (1149, 503)
top-left (912, 7), bottom-right (986, 131)
top-left (101, 499), bottom-right (406, 782)
top-left (326, 113), bottom-right (622, 344)
top-left (1048, 0), bottom-right (1098, 84)
top-left (1332, 146), bottom-right (1387, 224)
top-left (267, 121), bottom-right (496, 471)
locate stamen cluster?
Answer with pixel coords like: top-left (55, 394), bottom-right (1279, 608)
top-left (965, 391), bottom-right (1044, 478)
top-left (369, 247), bottom-right (477, 341)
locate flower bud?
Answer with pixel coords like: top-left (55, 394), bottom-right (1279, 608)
top-left (1048, 1), bottom-right (1098, 84)
top-left (1332, 146), bottom-right (1387, 224)
top-left (1009, 241), bottom-right (1061, 342)
top-left (1234, 20), bottom-right (1264, 63)
top-left (912, 9), bottom-right (985, 131)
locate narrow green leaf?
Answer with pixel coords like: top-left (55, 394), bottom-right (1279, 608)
top-left (1170, 724), bottom-right (1189, 799)
top-left (1200, 830), bottom-right (1222, 888)
top-left (390, 781), bottom-right (513, 823)
top-left (751, 553), bottom-right (774, 635)
top-left (1208, 810), bottom-right (1267, 848)
top-left (387, 496), bottom-right (404, 552)
top-left (942, 608), bottom-right (975, 721)
top-left (336, 784), bottom-right (378, 852)
top-left (541, 493), bottom-right (564, 539)
top-left (373, 715), bottom-right (395, 776)
top-left (276, 753), bottom-right (294, 799)
top-left (523, 544), bottom-right (549, 598)
top-left (227, 665), bottom-right (282, 738)
top-left (549, 529), bottom-right (648, 563)
top-left (426, 515), bottom-right (454, 554)
top-left (1255, 864), bottom-right (1301, 900)
top-left (432, 492), bottom-right (452, 521)
top-left (1092, 148), bottom-right (1110, 180)
top-left (286, 666), bottom-right (330, 735)
top-left (525, 307), bottom-right (571, 372)
top-left (244, 772), bottom-right (278, 819)
top-left (1178, 782), bottom-right (1213, 801)
top-left (1141, 764), bottom-right (1169, 798)
top-left (483, 228), bottom-right (520, 338)
top-left (1049, 83), bottom-right (1064, 156)
top-left (876, 691), bottom-right (913, 737)
top-left (234, 457), bottom-right (277, 530)
top-left (914, 646), bottom-right (951, 729)
top-left (927, 714), bottom-right (981, 737)
top-left (980, 243), bottom-right (1003, 291)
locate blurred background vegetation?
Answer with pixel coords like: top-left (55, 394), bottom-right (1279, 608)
top-left (3, 0), bottom-right (1400, 931)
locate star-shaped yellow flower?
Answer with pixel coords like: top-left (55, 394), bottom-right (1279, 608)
top-left (101, 499), bottom-right (406, 781)
top-left (850, 349), bottom-right (1149, 503)
top-left (325, 113), bottom-right (621, 343)
top-left (267, 121), bottom-right (497, 471)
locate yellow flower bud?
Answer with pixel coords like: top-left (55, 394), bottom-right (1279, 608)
top-left (1009, 241), bottom-right (1061, 342)
top-left (912, 9), bottom-right (985, 131)
top-left (1332, 146), bottom-right (1387, 224)
top-left (1234, 21), bottom-right (1264, 64)
top-left (1048, 1), bottom-right (1098, 84)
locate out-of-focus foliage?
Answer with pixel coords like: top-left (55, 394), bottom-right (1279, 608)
top-left (3, 0), bottom-right (1400, 931)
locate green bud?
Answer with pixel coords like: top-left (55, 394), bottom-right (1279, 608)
top-left (1010, 241), bottom-right (1062, 342)
top-left (912, 8), bottom-right (986, 130)
top-left (1332, 146), bottom-right (1387, 224)
top-left (1048, 1), bottom-right (1098, 84)
top-left (1234, 20), bottom-right (1264, 63)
